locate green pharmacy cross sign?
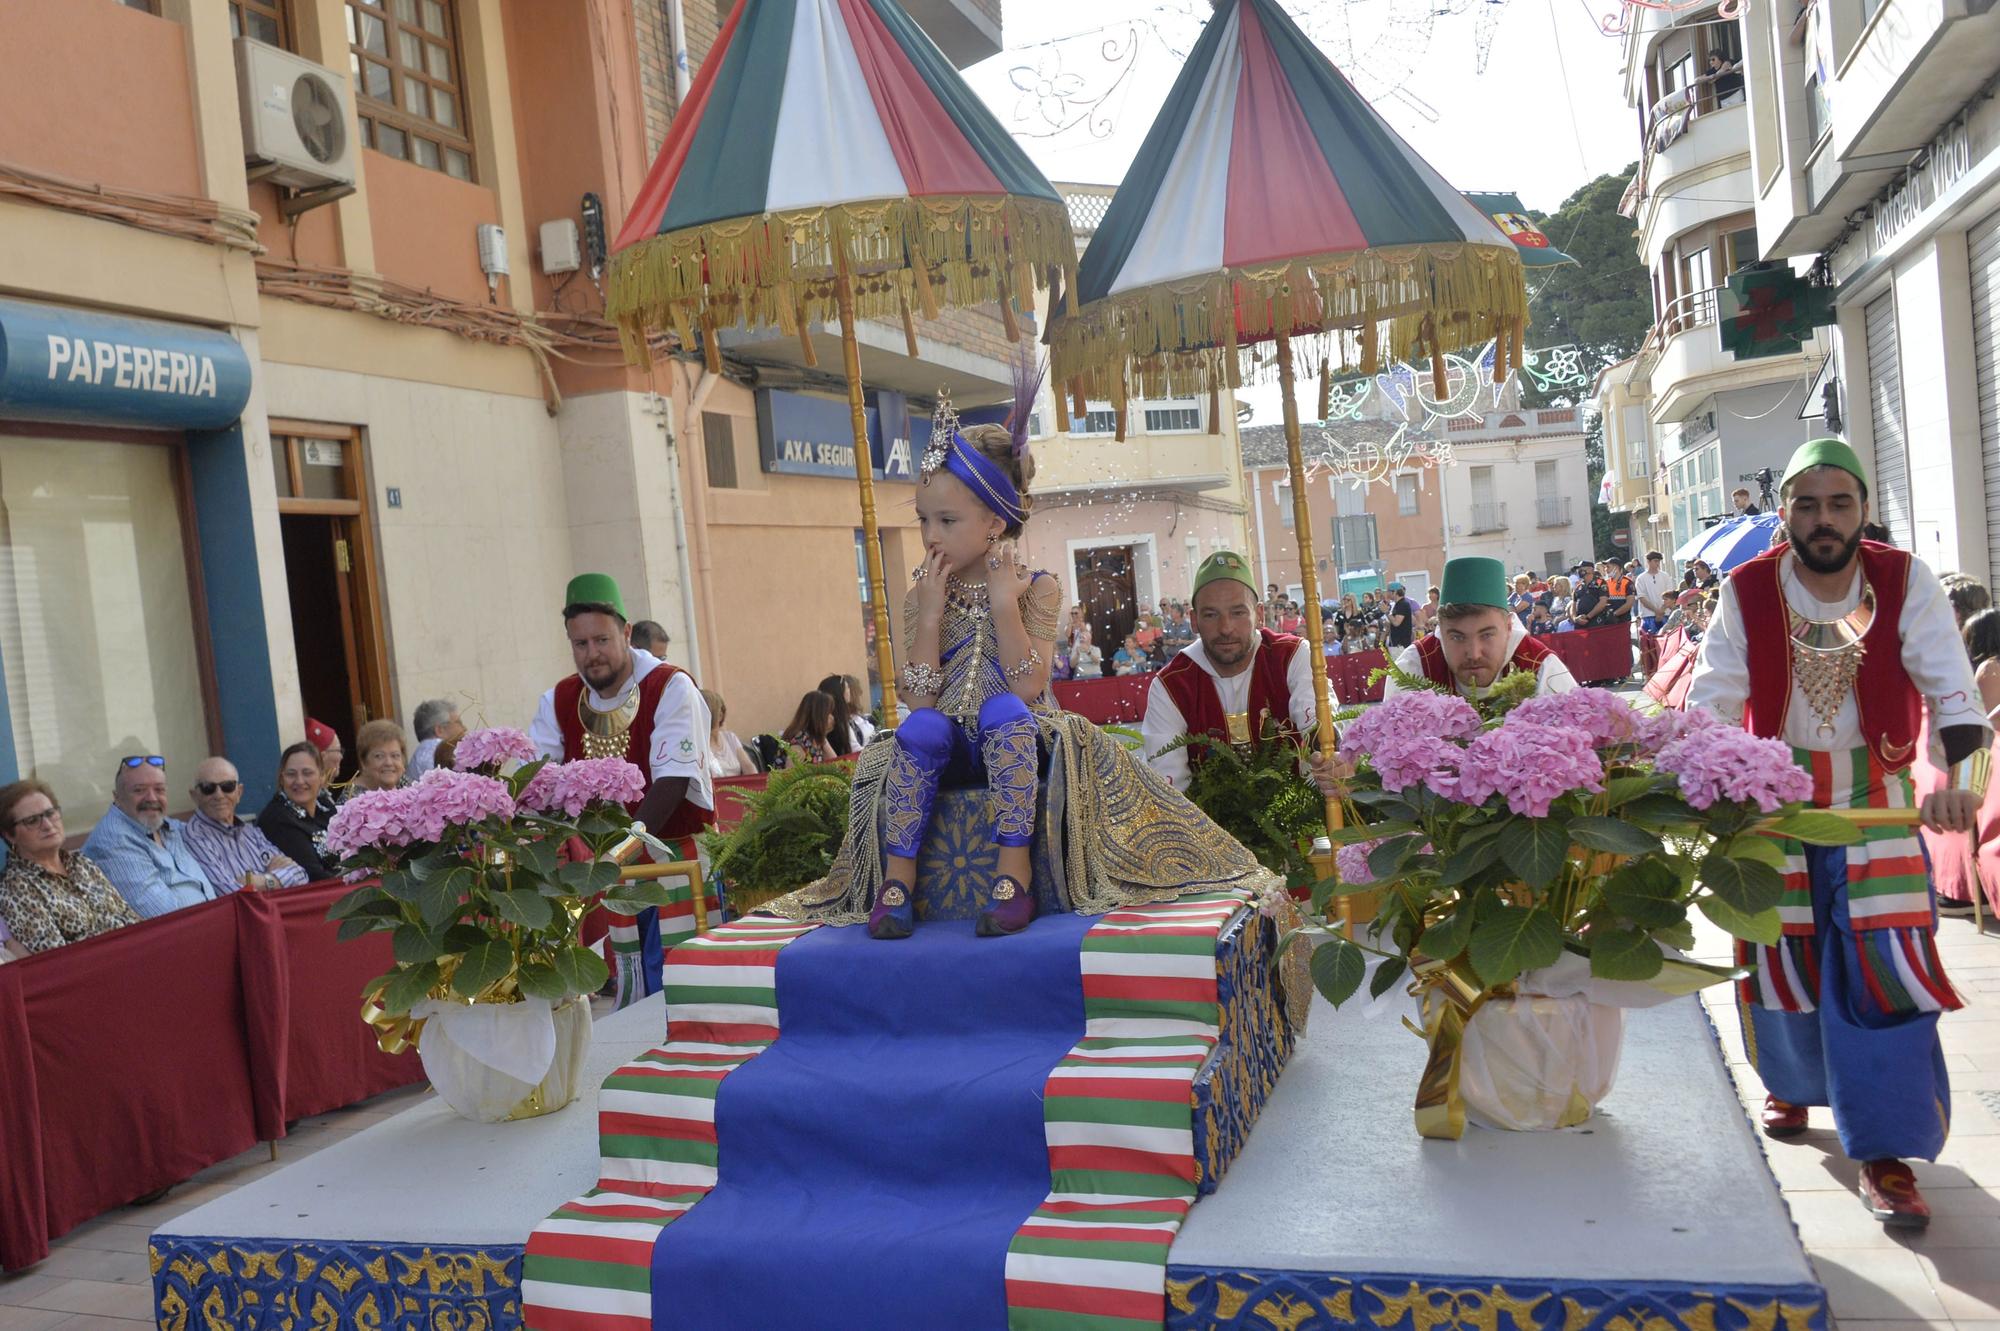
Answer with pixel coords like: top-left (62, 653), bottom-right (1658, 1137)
top-left (1718, 264), bottom-right (1837, 361)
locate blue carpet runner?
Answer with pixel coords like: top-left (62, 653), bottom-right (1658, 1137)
top-left (647, 914), bottom-right (1096, 1329)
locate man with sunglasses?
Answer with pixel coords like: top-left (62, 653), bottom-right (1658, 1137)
top-left (181, 757), bottom-right (309, 895)
top-left (81, 755), bottom-right (216, 918)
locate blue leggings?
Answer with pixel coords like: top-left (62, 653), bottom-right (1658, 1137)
top-left (881, 695), bottom-right (1039, 859)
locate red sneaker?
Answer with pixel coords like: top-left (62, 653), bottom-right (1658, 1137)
top-left (1760, 1095), bottom-right (1808, 1139)
top-left (1859, 1159), bottom-right (1932, 1229)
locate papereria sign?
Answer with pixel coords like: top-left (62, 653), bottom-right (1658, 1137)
top-left (0, 297), bottom-right (253, 431)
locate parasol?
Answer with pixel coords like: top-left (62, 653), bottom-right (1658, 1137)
top-left (608, 0), bottom-right (1079, 721)
top-left (1675, 512), bottom-right (1784, 573)
top-left (1051, 0), bottom-right (1530, 896)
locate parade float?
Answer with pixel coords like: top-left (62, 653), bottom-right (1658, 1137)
top-left (147, 2), bottom-right (1832, 1328)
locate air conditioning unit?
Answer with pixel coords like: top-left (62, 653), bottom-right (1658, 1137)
top-left (234, 37), bottom-right (356, 191)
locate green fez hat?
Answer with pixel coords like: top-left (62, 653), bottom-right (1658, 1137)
top-left (564, 572), bottom-right (627, 620)
top-left (1780, 437), bottom-right (1867, 495)
top-left (1192, 550), bottom-right (1258, 600)
top-left (1439, 556), bottom-right (1509, 610)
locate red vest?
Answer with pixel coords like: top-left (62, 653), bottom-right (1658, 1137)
top-left (552, 662), bottom-right (713, 838)
top-left (1413, 631), bottom-right (1554, 689)
top-left (1729, 540), bottom-right (1920, 770)
top-left (1157, 629), bottom-right (1301, 766)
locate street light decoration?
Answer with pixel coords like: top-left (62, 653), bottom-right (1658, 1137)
top-left (607, 0), bottom-right (1078, 722)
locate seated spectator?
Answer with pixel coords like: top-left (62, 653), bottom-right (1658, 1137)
top-left (703, 689), bottom-right (758, 778)
top-left (81, 756), bottom-right (216, 918)
top-left (631, 620), bottom-right (671, 657)
top-left (818, 673), bottom-right (860, 758)
top-left (845, 674), bottom-right (878, 747)
top-left (306, 717), bottom-right (344, 789)
top-left (1072, 626), bottom-right (1104, 679)
top-left (181, 757), bottom-right (309, 895)
top-left (1943, 572), bottom-right (1991, 629)
top-left (257, 742), bottom-right (336, 881)
top-left (782, 691), bottom-right (839, 764)
top-left (1112, 634), bottom-right (1147, 676)
top-left (1527, 601), bottom-right (1556, 635)
top-left (1548, 575), bottom-right (1575, 630)
top-left (1161, 601), bottom-right (1195, 652)
top-left (1277, 601), bottom-right (1303, 634)
top-left (1508, 574), bottom-right (1536, 625)
top-left (0, 780), bottom-right (134, 954)
top-left (407, 699), bottom-right (465, 780)
top-left (349, 719), bottom-right (409, 796)
top-left (1133, 613), bottom-right (1163, 658)
top-left (1690, 559), bottom-right (1718, 589)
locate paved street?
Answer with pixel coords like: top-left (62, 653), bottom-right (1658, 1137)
top-left (1, 929), bottom-right (1993, 1330)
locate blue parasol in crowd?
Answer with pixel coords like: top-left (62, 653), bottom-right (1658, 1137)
top-left (1675, 512), bottom-right (1785, 573)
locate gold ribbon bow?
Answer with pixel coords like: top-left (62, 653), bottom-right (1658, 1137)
top-left (1406, 957), bottom-right (1506, 1141)
top-left (361, 991), bottom-right (426, 1056)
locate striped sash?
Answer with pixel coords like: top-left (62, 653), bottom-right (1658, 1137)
top-left (1736, 746), bottom-right (1959, 1016)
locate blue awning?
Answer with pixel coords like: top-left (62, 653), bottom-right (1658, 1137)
top-left (0, 298), bottom-right (252, 431)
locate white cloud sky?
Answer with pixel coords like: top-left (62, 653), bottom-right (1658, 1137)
top-left (967, 0), bottom-right (1640, 423)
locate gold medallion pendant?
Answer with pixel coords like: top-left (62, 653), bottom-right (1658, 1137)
top-left (1787, 572), bottom-right (1873, 737)
top-left (578, 687), bottom-right (639, 760)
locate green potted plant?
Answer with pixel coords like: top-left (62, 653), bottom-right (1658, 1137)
top-left (702, 753), bottom-right (853, 914)
top-left (325, 727), bottom-right (682, 1122)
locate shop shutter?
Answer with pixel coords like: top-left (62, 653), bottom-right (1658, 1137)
top-left (1972, 209), bottom-right (2000, 587)
top-left (1864, 293), bottom-right (1913, 549)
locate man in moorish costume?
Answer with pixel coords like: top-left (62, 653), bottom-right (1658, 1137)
top-left (1142, 550), bottom-right (1345, 794)
top-left (1688, 438), bottom-right (1984, 1228)
top-left (528, 573), bottom-right (714, 1005)
top-left (1383, 556), bottom-right (1577, 701)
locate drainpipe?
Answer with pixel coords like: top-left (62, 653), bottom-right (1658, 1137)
top-left (650, 391), bottom-right (704, 678)
top-left (1252, 467), bottom-right (1271, 591)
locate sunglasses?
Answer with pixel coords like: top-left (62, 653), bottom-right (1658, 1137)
top-left (195, 781), bottom-right (240, 796)
top-left (120, 755), bottom-right (166, 769)
top-left (9, 806), bottom-right (60, 832)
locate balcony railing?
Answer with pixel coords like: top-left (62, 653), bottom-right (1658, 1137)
top-left (1469, 501), bottom-right (1507, 534)
top-left (1537, 495), bottom-right (1573, 527)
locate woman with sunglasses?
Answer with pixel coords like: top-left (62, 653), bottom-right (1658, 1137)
top-left (257, 741), bottom-right (337, 880)
top-left (0, 780), bottom-right (136, 954)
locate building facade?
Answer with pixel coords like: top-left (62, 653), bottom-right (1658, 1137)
top-left (0, 0), bottom-right (1004, 828)
top-left (1739, 0), bottom-right (2000, 582)
top-left (1238, 422), bottom-right (1446, 604)
top-left (1596, 3), bottom-right (1825, 563)
top-left (1019, 184), bottom-right (1253, 654)
top-left (1433, 409), bottom-right (1594, 579)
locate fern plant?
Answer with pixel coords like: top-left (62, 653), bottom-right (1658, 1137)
top-left (700, 753), bottom-right (853, 912)
top-left (1159, 722), bottom-right (1326, 887)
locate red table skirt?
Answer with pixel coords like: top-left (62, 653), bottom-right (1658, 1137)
top-left (1052, 674), bottom-right (1153, 725)
top-left (0, 880), bottom-right (420, 1270)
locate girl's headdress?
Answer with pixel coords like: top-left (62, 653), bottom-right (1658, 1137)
top-left (921, 386), bottom-right (1027, 525)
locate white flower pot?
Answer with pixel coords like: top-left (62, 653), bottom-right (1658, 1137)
top-left (410, 994), bottom-right (594, 1122)
top-left (1458, 991), bottom-right (1624, 1132)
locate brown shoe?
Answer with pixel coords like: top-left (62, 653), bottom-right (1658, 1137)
top-left (1760, 1095), bottom-right (1808, 1139)
top-left (1859, 1158), bottom-right (1931, 1229)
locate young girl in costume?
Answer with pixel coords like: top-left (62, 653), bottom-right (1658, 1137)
top-left (868, 399), bottom-right (1060, 939)
top-left (770, 368), bottom-right (1284, 939)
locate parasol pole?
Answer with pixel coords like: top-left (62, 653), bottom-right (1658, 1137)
top-left (833, 258), bottom-right (903, 727)
top-left (1274, 334), bottom-right (1354, 918)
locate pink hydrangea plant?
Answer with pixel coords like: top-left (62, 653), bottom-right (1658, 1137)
top-left (1450, 722), bottom-right (1606, 818)
top-left (1655, 724), bottom-right (1812, 811)
top-left (453, 727), bottom-right (538, 773)
top-left (545, 757), bottom-right (646, 817)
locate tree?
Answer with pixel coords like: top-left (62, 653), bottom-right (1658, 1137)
top-left (1517, 164), bottom-right (1650, 560)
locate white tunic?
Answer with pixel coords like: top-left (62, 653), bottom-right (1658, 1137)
top-left (1686, 552), bottom-right (1986, 760)
top-left (1383, 620), bottom-right (1579, 702)
top-left (529, 648), bottom-right (715, 813)
top-left (1142, 636), bottom-right (1319, 792)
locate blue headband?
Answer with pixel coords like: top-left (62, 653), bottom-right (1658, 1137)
top-left (924, 430), bottom-right (1026, 525)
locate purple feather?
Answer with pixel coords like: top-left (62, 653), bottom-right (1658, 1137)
top-left (1006, 348), bottom-right (1048, 459)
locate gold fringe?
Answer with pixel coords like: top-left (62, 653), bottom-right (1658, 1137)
top-left (1317, 357), bottom-right (1332, 420)
top-left (1000, 291), bottom-right (1021, 343)
top-left (1208, 383), bottom-right (1220, 434)
top-left (898, 289), bottom-right (918, 359)
top-left (607, 195), bottom-right (1074, 364)
top-left (1047, 243), bottom-right (1527, 401)
top-left (1055, 387), bottom-right (1071, 433)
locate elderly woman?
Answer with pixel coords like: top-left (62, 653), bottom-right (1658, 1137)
top-left (306, 717), bottom-right (344, 788)
top-left (0, 780), bottom-right (136, 955)
top-left (256, 741), bottom-right (337, 880)
top-left (349, 718), bottom-right (409, 796)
